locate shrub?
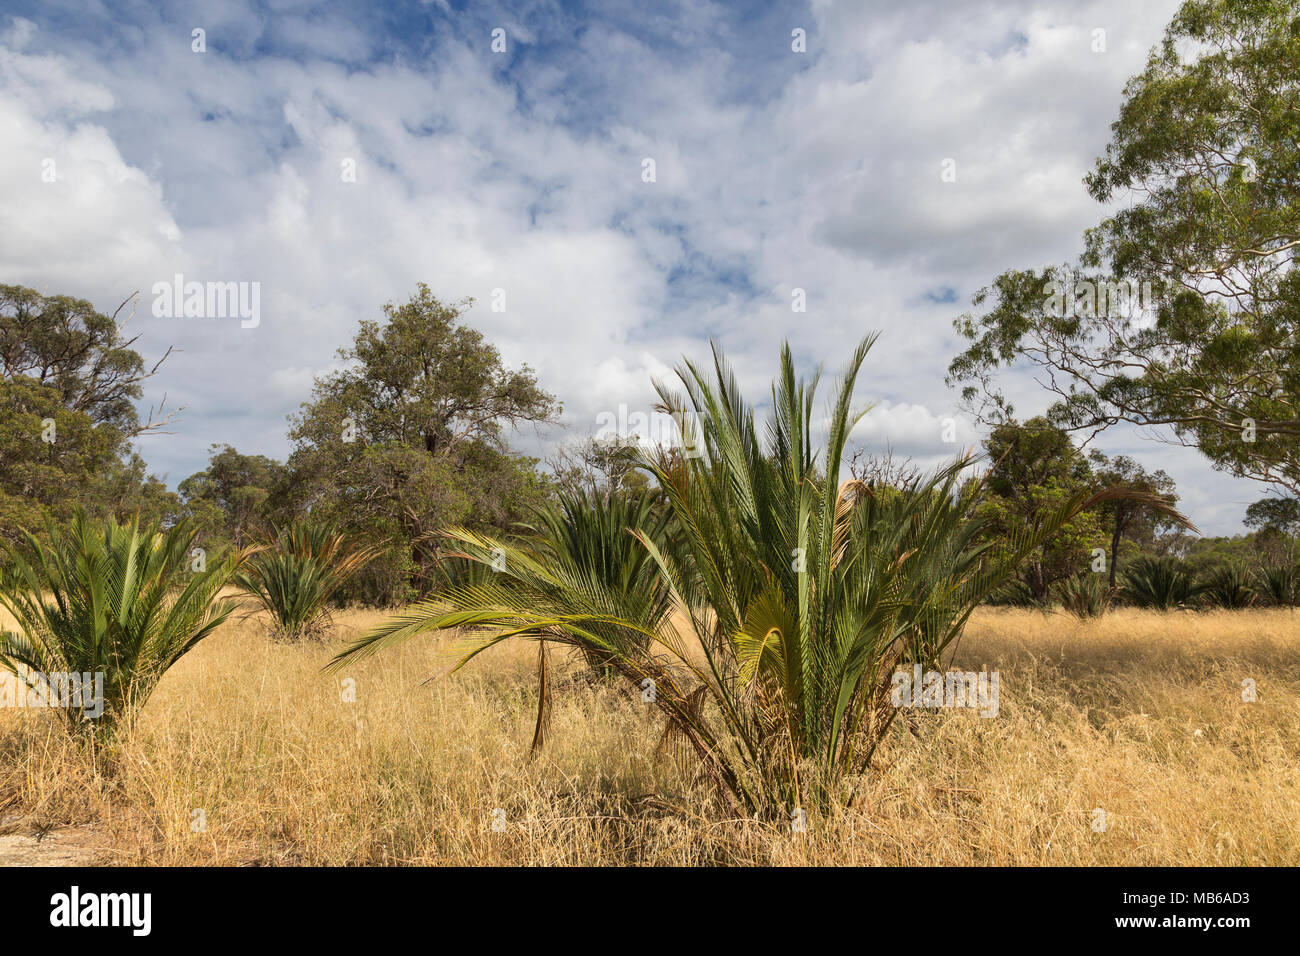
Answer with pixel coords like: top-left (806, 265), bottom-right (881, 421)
top-left (1199, 562), bottom-right (1256, 609)
top-left (236, 523), bottom-right (375, 640)
top-left (988, 578), bottom-right (1038, 607)
top-left (1057, 573), bottom-right (1111, 619)
top-left (332, 337), bottom-right (1173, 817)
top-left (1121, 555), bottom-right (1200, 610)
top-left (1257, 561), bottom-right (1298, 606)
top-left (0, 509), bottom-right (242, 741)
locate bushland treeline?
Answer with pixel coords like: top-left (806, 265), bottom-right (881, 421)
top-left (3, 277), bottom-right (1297, 614)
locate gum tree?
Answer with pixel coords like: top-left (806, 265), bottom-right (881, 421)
top-left (285, 285), bottom-right (557, 598)
top-left (948, 0), bottom-right (1300, 495)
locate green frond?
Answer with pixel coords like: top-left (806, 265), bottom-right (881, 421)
top-left (0, 508), bottom-right (241, 740)
top-left (331, 334), bottom-right (1134, 817)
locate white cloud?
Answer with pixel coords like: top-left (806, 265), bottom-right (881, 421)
top-left (0, 0), bottom-right (1261, 533)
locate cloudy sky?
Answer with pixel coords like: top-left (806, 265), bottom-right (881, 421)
top-left (0, 0), bottom-right (1265, 533)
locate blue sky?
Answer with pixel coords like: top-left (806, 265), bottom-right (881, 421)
top-left (1, 0), bottom-right (1269, 534)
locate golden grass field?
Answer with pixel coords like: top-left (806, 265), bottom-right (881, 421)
top-left (2, 604), bottom-right (1297, 865)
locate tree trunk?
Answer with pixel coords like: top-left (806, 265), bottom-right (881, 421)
top-left (410, 541), bottom-right (423, 593)
top-left (1108, 512), bottom-right (1126, 591)
top-left (1030, 557), bottom-right (1049, 604)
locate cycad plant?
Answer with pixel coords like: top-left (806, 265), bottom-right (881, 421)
top-left (0, 510), bottom-right (242, 740)
top-left (1259, 561), bottom-right (1298, 606)
top-left (521, 486), bottom-right (677, 679)
top-left (988, 578), bottom-right (1045, 609)
top-left (1121, 555), bottom-right (1200, 610)
top-left (1200, 562), bottom-right (1256, 609)
top-left (332, 336), bottom-right (1179, 817)
top-left (236, 522), bottom-right (376, 640)
top-left (1057, 573), bottom-right (1111, 619)
top-left (362, 486), bottom-right (676, 751)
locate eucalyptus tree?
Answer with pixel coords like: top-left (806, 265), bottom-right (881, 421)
top-left (949, 0), bottom-right (1300, 495)
top-left (286, 285), bottom-right (557, 599)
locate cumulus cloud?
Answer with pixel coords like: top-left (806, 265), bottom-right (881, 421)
top-left (0, 0), bottom-right (1258, 531)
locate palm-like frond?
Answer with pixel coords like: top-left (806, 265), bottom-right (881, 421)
top-left (1122, 555), bottom-right (1201, 610)
top-left (1258, 561), bottom-right (1298, 606)
top-left (235, 522), bottom-right (376, 640)
top-left (1057, 573), bottom-right (1111, 619)
top-left (1200, 562), bottom-right (1255, 609)
top-left (332, 337), bottom-right (1181, 816)
top-left (0, 509), bottom-right (242, 739)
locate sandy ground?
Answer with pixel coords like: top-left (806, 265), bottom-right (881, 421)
top-left (0, 825), bottom-right (111, 865)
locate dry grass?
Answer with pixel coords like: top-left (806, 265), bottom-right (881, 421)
top-left (1, 604), bottom-right (1297, 865)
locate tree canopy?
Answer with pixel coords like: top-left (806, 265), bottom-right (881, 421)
top-left (1087, 451), bottom-right (1183, 588)
top-left (970, 418), bottom-right (1105, 603)
top-left (0, 284), bottom-right (172, 437)
top-left (179, 444), bottom-right (286, 546)
top-left (948, 0), bottom-right (1300, 495)
top-left (0, 285), bottom-right (178, 542)
top-left (284, 284), bottom-right (558, 599)
top-left (1244, 495), bottom-right (1300, 536)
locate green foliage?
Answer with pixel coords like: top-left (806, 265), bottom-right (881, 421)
top-left (1179, 534), bottom-right (1260, 577)
top-left (331, 337), bottom-right (1148, 817)
top-left (0, 509), bottom-right (240, 740)
top-left (1258, 561), bottom-right (1298, 605)
top-left (284, 285), bottom-right (556, 600)
top-left (972, 418), bottom-right (1108, 603)
top-left (547, 436), bottom-right (654, 499)
top-left (0, 286), bottom-right (181, 546)
top-left (0, 285), bottom-right (157, 436)
top-left (1087, 451), bottom-right (1183, 588)
top-left (179, 444), bottom-right (285, 547)
top-left (0, 376), bottom-right (122, 544)
top-left (986, 578), bottom-right (1041, 608)
top-left (91, 453), bottom-right (184, 528)
top-left (235, 523), bottom-right (376, 641)
top-left (1244, 496), bottom-right (1300, 537)
top-left (1058, 573), bottom-right (1111, 619)
top-left (948, 0), bottom-right (1300, 495)
top-left (1200, 562), bottom-right (1257, 609)
top-left (522, 486), bottom-right (676, 679)
top-left (1122, 555), bottom-right (1201, 610)
top-left (337, 483), bottom-right (676, 747)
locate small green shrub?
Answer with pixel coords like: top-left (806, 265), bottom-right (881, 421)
top-left (0, 509), bottom-right (242, 740)
top-left (236, 523), bottom-right (376, 640)
top-left (1058, 573), bottom-right (1111, 619)
top-left (1200, 562), bottom-right (1255, 609)
top-left (1258, 562), bottom-right (1298, 606)
top-left (1122, 555), bottom-right (1200, 610)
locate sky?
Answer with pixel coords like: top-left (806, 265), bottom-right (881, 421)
top-left (0, 0), bottom-right (1268, 534)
